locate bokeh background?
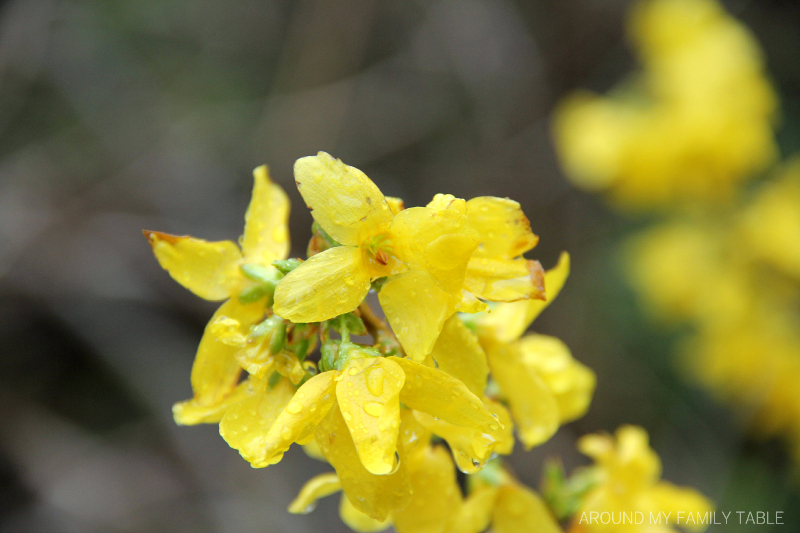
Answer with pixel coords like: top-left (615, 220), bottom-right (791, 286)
top-left (1, 0), bottom-right (799, 531)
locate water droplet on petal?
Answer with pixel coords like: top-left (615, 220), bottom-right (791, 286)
top-left (343, 412), bottom-right (352, 421)
top-left (366, 367), bottom-right (385, 396)
top-left (364, 402), bottom-right (383, 417)
top-left (287, 402), bottom-right (303, 414)
top-left (348, 367), bottom-right (359, 376)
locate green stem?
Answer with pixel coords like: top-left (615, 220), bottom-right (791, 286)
top-left (339, 315), bottom-right (350, 344)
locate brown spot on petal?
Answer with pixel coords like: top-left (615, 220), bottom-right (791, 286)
top-left (527, 260), bottom-right (546, 300)
top-left (142, 229), bottom-right (182, 247)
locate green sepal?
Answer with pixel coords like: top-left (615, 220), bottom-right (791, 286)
top-left (238, 283), bottom-right (275, 305)
top-left (307, 221), bottom-right (342, 257)
top-left (541, 459), bottom-right (600, 522)
top-left (267, 371), bottom-right (282, 389)
top-left (370, 277), bottom-right (388, 293)
top-left (269, 322), bottom-right (287, 354)
top-left (293, 338), bottom-right (310, 362)
top-left (249, 315), bottom-right (282, 341)
top-left (272, 258), bottom-right (303, 275)
top-left (334, 343), bottom-right (380, 371)
top-left (241, 263), bottom-right (281, 283)
top-left (330, 312), bottom-right (367, 337)
top-left (320, 341), bottom-right (340, 372)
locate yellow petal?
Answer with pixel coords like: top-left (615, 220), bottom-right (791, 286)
top-left (390, 357), bottom-right (500, 432)
top-left (288, 473), bottom-right (342, 514)
top-left (340, 495), bottom-right (392, 532)
top-left (492, 484), bottom-right (561, 533)
top-left (413, 398), bottom-right (512, 474)
top-left (427, 193), bottom-right (467, 214)
top-left (478, 252), bottom-right (570, 343)
top-left (173, 375), bottom-right (251, 425)
top-left (456, 290), bottom-right (490, 313)
top-left (517, 334), bottom-right (595, 423)
top-left (182, 300), bottom-right (264, 415)
top-left (294, 152), bottom-right (393, 246)
top-left (241, 165), bottom-right (291, 264)
top-left (483, 338), bottom-right (559, 448)
top-left (385, 196), bottom-right (405, 215)
top-left (450, 485), bottom-right (498, 533)
top-left (219, 377), bottom-right (295, 466)
top-left (414, 410), bottom-right (502, 474)
top-left (235, 345), bottom-right (275, 379)
top-left (274, 246), bottom-right (371, 322)
top-left (390, 207), bottom-right (478, 294)
top-left (208, 315), bottom-right (249, 347)
top-left (464, 257), bottom-right (545, 302)
top-left (429, 315), bottom-right (488, 397)
top-left (579, 425), bottom-right (662, 487)
top-left (275, 350), bottom-right (306, 384)
top-left (315, 405), bottom-right (412, 521)
top-left (392, 445), bottom-right (462, 533)
top-left (398, 408), bottom-right (433, 456)
top-left (144, 230), bottom-right (243, 300)
top-left (485, 398), bottom-right (515, 456)
top-left (302, 440), bottom-right (327, 461)
top-left (337, 357), bottom-right (405, 475)
top-left (380, 271), bottom-right (457, 361)
top-left (647, 482), bottom-right (714, 530)
top-left (465, 196), bottom-right (539, 258)
top-left (252, 371), bottom-right (337, 467)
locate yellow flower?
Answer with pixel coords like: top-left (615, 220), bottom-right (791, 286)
top-left (219, 342), bottom-right (503, 478)
top-left (476, 253), bottom-right (596, 448)
top-left (273, 152), bottom-right (479, 360)
top-left (291, 412), bottom-right (536, 533)
top-left (625, 220), bottom-right (752, 327)
top-left (552, 0), bottom-right (777, 209)
top-left (737, 158), bottom-right (800, 280)
top-left (684, 311), bottom-right (800, 457)
top-left (143, 166), bottom-right (290, 424)
top-left (290, 409), bottom-right (465, 528)
top-left (572, 426), bottom-right (713, 533)
top-left (430, 194), bottom-right (546, 304)
top-left (450, 462), bottom-right (562, 533)
top-left (417, 314), bottom-right (514, 473)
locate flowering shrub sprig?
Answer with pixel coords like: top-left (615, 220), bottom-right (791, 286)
top-left (145, 153), bottom-right (710, 532)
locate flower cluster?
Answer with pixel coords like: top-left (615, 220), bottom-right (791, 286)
top-left (145, 153), bottom-right (595, 531)
top-left (145, 153), bottom-right (712, 532)
top-left (555, 426), bottom-right (712, 533)
top-left (553, 0), bottom-right (800, 471)
top-left (552, 0), bottom-right (777, 209)
top-left (627, 160), bottom-right (800, 461)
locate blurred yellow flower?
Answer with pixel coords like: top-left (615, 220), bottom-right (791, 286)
top-left (572, 426), bottom-right (713, 533)
top-left (738, 158), bottom-right (800, 280)
top-left (449, 461), bottom-right (563, 533)
top-left (553, 0), bottom-right (777, 209)
top-left (625, 157), bottom-right (800, 462)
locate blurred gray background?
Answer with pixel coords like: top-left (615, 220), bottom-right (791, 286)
top-left (2, 0), bottom-right (800, 531)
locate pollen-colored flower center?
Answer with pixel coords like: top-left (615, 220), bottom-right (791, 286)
top-left (363, 233), bottom-right (396, 275)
